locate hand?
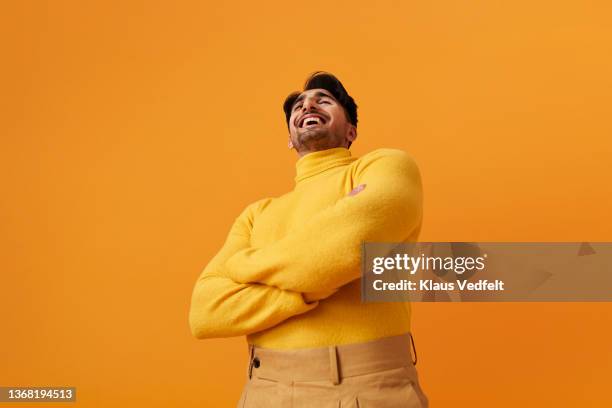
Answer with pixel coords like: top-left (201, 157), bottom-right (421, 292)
top-left (348, 184), bottom-right (366, 196)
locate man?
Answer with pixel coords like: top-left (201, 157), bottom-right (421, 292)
top-left (189, 72), bottom-right (428, 407)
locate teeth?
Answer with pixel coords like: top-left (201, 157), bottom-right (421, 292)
top-left (302, 116), bottom-right (322, 127)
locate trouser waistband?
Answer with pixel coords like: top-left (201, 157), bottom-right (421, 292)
top-left (247, 332), bottom-right (418, 385)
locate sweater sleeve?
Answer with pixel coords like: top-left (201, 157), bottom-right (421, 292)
top-left (225, 149), bottom-right (423, 293)
top-left (188, 200), bottom-right (318, 339)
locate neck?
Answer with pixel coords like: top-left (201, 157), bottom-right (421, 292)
top-left (296, 142), bottom-right (350, 158)
top-left (294, 147), bottom-right (355, 184)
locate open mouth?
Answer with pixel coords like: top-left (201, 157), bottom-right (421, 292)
top-left (299, 114), bottom-right (326, 128)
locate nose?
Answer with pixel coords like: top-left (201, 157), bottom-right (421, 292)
top-left (301, 95), bottom-right (318, 112)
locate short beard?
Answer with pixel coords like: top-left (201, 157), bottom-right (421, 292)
top-left (297, 127), bottom-right (331, 149)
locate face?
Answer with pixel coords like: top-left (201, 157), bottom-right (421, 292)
top-left (288, 88), bottom-right (357, 156)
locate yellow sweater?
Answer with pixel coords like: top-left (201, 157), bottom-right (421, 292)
top-left (189, 147), bottom-right (423, 349)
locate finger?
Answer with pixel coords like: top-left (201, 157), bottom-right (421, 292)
top-left (348, 183), bottom-right (367, 196)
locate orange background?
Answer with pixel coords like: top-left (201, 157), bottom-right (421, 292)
top-left (2, 1), bottom-right (611, 407)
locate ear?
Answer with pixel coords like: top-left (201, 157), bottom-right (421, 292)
top-left (346, 125), bottom-right (357, 145)
top-left (287, 137), bottom-right (294, 149)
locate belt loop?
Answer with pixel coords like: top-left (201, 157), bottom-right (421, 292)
top-left (329, 346), bottom-right (340, 385)
top-left (409, 333), bottom-right (418, 366)
top-left (248, 344), bottom-right (255, 379)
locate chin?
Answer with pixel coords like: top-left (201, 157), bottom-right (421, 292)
top-left (298, 129), bottom-right (329, 145)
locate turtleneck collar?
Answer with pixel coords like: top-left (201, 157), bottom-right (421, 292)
top-left (295, 147), bottom-right (355, 184)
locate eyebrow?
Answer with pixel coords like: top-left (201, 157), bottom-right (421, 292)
top-left (292, 91), bottom-right (334, 110)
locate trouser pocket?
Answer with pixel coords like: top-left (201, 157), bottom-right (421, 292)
top-left (240, 376), bottom-right (280, 408)
top-left (348, 366), bottom-right (427, 408)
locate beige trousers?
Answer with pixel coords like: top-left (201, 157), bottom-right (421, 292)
top-left (236, 333), bottom-right (428, 408)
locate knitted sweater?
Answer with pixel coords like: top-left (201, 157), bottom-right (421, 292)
top-left (189, 147), bottom-right (423, 349)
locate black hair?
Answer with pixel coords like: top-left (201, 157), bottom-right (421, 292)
top-left (283, 72), bottom-right (358, 144)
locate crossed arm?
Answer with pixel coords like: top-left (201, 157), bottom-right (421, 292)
top-left (188, 200), bottom-right (319, 339)
top-left (224, 149), bottom-right (423, 293)
top-left (188, 149), bottom-right (423, 339)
